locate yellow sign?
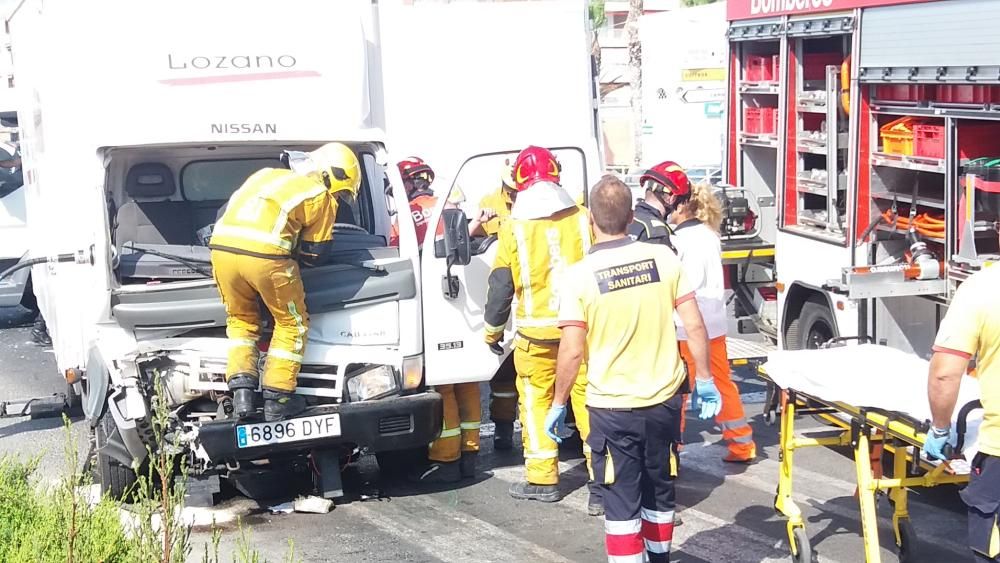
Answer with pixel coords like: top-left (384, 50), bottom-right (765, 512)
top-left (682, 68), bottom-right (726, 82)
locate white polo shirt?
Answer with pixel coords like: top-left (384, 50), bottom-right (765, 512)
top-left (671, 219), bottom-right (728, 340)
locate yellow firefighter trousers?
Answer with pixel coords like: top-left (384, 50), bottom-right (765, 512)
top-left (428, 383), bottom-right (481, 463)
top-left (210, 251), bottom-right (308, 393)
top-left (514, 337), bottom-right (590, 486)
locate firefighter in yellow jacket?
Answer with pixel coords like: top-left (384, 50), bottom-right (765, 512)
top-left (210, 142), bottom-right (361, 422)
top-left (484, 145), bottom-right (594, 505)
top-left (470, 161), bottom-right (520, 450)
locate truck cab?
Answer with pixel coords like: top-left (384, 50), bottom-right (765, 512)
top-left (8, 0), bottom-right (601, 501)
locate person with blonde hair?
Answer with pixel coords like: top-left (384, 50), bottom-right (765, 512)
top-left (640, 161), bottom-right (756, 463)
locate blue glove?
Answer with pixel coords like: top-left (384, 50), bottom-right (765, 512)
top-left (694, 379), bottom-right (722, 420)
top-left (544, 404), bottom-right (573, 443)
top-left (922, 426), bottom-right (950, 461)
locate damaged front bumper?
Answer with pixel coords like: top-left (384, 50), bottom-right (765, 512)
top-left (195, 391), bottom-right (442, 463)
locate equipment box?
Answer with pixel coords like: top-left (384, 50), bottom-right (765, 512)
top-left (744, 107), bottom-right (778, 134)
top-left (913, 123), bottom-right (1000, 160)
top-left (880, 117), bottom-right (920, 155)
top-left (874, 85), bottom-right (934, 103)
top-left (936, 85), bottom-right (995, 105)
top-left (746, 54), bottom-right (780, 82)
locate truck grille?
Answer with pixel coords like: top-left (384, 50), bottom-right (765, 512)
top-left (378, 415), bottom-right (412, 435)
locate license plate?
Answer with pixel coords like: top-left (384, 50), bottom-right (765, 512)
top-left (235, 414), bottom-right (341, 449)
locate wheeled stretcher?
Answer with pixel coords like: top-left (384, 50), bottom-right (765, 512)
top-left (759, 341), bottom-right (983, 563)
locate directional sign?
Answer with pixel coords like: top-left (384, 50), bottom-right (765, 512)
top-left (680, 88), bottom-right (725, 104)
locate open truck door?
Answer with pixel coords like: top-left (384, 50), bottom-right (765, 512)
top-left (418, 149), bottom-right (593, 386)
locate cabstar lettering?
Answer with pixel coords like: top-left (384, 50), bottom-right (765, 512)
top-left (168, 54), bottom-right (297, 71)
top-left (211, 123), bottom-right (278, 135)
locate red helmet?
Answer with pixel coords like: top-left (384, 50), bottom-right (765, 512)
top-left (397, 156), bottom-right (435, 184)
top-left (512, 145), bottom-right (560, 192)
top-left (640, 161), bottom-right (691, 197)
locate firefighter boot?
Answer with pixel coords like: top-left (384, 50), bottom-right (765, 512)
top-left (460, 451), bottom-right (477, 479)
top-left (263, 389), bottom-right (307, 422)
top-left (587, 482), bottom-right (605, 516)
top-left (508, 481), bottom-right (560, 503)
top-left (494, 421), bottom-right (514, 451)
top-left (31, 317), bottom-right (52, 347)
top-left (227, 374), bottom-right (258, 420)
top-left (408, 461), bottom-right (462, 484)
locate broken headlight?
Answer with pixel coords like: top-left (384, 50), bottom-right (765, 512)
top-left (345, 365), bottom-right (398, 402)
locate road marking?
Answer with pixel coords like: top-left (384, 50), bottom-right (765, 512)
top-left (342, 492), bottom-right (577, 563)
top-left (489, 460), bottom-right (814, 563)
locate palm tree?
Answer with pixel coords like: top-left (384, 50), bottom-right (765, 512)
top-left (627, 0), bottom-right (642, 167)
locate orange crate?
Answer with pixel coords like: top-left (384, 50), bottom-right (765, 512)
top-left (880, 116), bottom-right (922, 155)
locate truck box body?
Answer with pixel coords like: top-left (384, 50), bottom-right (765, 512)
top-left (7, 0), bottom-right (601, 497)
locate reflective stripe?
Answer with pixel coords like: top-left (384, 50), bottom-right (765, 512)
top-left (730, 433), bottom-right (754, 444)
top-left (516, 316), bottom-right (559, 328)
top-left (484, 322), bottom-right (506, 334)
top-left (279, 184), bottom-right (327, 212)
top-left (523, 449), bottom-right (559, 460)
top-left (287, 301), bottom-right (306, 352)
top-left (578, 212), bottom-right (591, 253)
top-left (513, 222), bottom-right (533, 315)
top-left (608, 555), bottom-right (644, 563)
top-left (522, 376), bottom-right (540, 453)
top-left (258, 174), bottom-right (297, 199)
top-left (460, 421), bottom-right (481, 430)
top-left (229, 338), bottom-right (258, 348)
top-left (640, 508), bottom-right (675, 524)
top-left (491, 392), bottom-right (518, 399)
top-left (439, 427), bottom-right (461, 438)
top-left (268, 349), bottom-right (303, 363)
top-left (582, 443), bottom-right (592, 454)
top-left (605, 519), bottom-right (641, 535)
top-left (212, 224), bottom-right (293, 251)
top-left (644, 540), bottom-right (671, 555)
top-left (718, 417), bottom-right (749, 430)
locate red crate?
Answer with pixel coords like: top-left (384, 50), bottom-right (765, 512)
top-left (937, 85), bottom-right (993, 105)
top-left (913, 124), bottom-right (945, 158)
top-left (874, 84), bottom-right (934, 102)
top-left (744, 107), bottom-right (777, 134)
top-left (747, 55), bottom-right (775, 82)
top-left (803, 52), bottom-right (843, 81)
top-left (913, 123), bottom-right (1000, 159)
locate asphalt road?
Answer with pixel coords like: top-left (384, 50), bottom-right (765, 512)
top-left (0, 306), bottom-right (973, 562)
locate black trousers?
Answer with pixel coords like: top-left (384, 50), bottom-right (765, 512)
top-left (962, 453), bottom-right (1000, 561)
top-left (587, 395), bottom-right (682, 563)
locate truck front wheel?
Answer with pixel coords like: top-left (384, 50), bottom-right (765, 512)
top-left (798, 301), bottom-right (836, 350)
top-left (95, 414), bottom-right (137, 501)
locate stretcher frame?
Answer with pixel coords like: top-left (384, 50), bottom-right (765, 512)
top-left (759, 367), bottom-right (973, 563)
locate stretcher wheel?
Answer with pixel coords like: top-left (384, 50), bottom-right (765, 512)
top-left (896, 519), bottom-right (916, 562)
top-left (790, 527), bottom-right (817, 563)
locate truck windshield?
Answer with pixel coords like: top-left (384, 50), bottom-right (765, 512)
top-left (181, 158), bottom-right (280, 201)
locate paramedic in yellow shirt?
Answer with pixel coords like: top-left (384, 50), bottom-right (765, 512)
top-left (925, 250), bottom-right (1000, 562)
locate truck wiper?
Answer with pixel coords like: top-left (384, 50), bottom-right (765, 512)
top-left (123, 244), bottom-right (213, 278)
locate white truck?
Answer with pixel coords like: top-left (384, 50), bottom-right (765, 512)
top-left (6, 0), bottom-right (602, 501)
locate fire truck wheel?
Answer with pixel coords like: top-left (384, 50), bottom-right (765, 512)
top-left (95, 413), bottom-right (137, 501)
top-left (798, 301), bottom-right (836, 350)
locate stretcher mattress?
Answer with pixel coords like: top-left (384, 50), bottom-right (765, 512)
top-left (763, 344), bottom-right (983, 472)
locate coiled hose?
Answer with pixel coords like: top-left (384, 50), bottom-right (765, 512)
top-left (880, 208), bottom-right (945, 239)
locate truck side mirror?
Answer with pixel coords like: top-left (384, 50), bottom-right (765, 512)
top-left (442, 208), bottom-right (471, 267)
top-left (441, 208), bottom-right (471, 299)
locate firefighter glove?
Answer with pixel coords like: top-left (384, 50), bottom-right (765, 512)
top-left (484, 330), bottom-right (504, 346)
top-left (694, 379), bottom-right (722, 420)
top-left (544, 403), bottom-right (573, 443)
top-left (922, 426), bottom-right (950, 461)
